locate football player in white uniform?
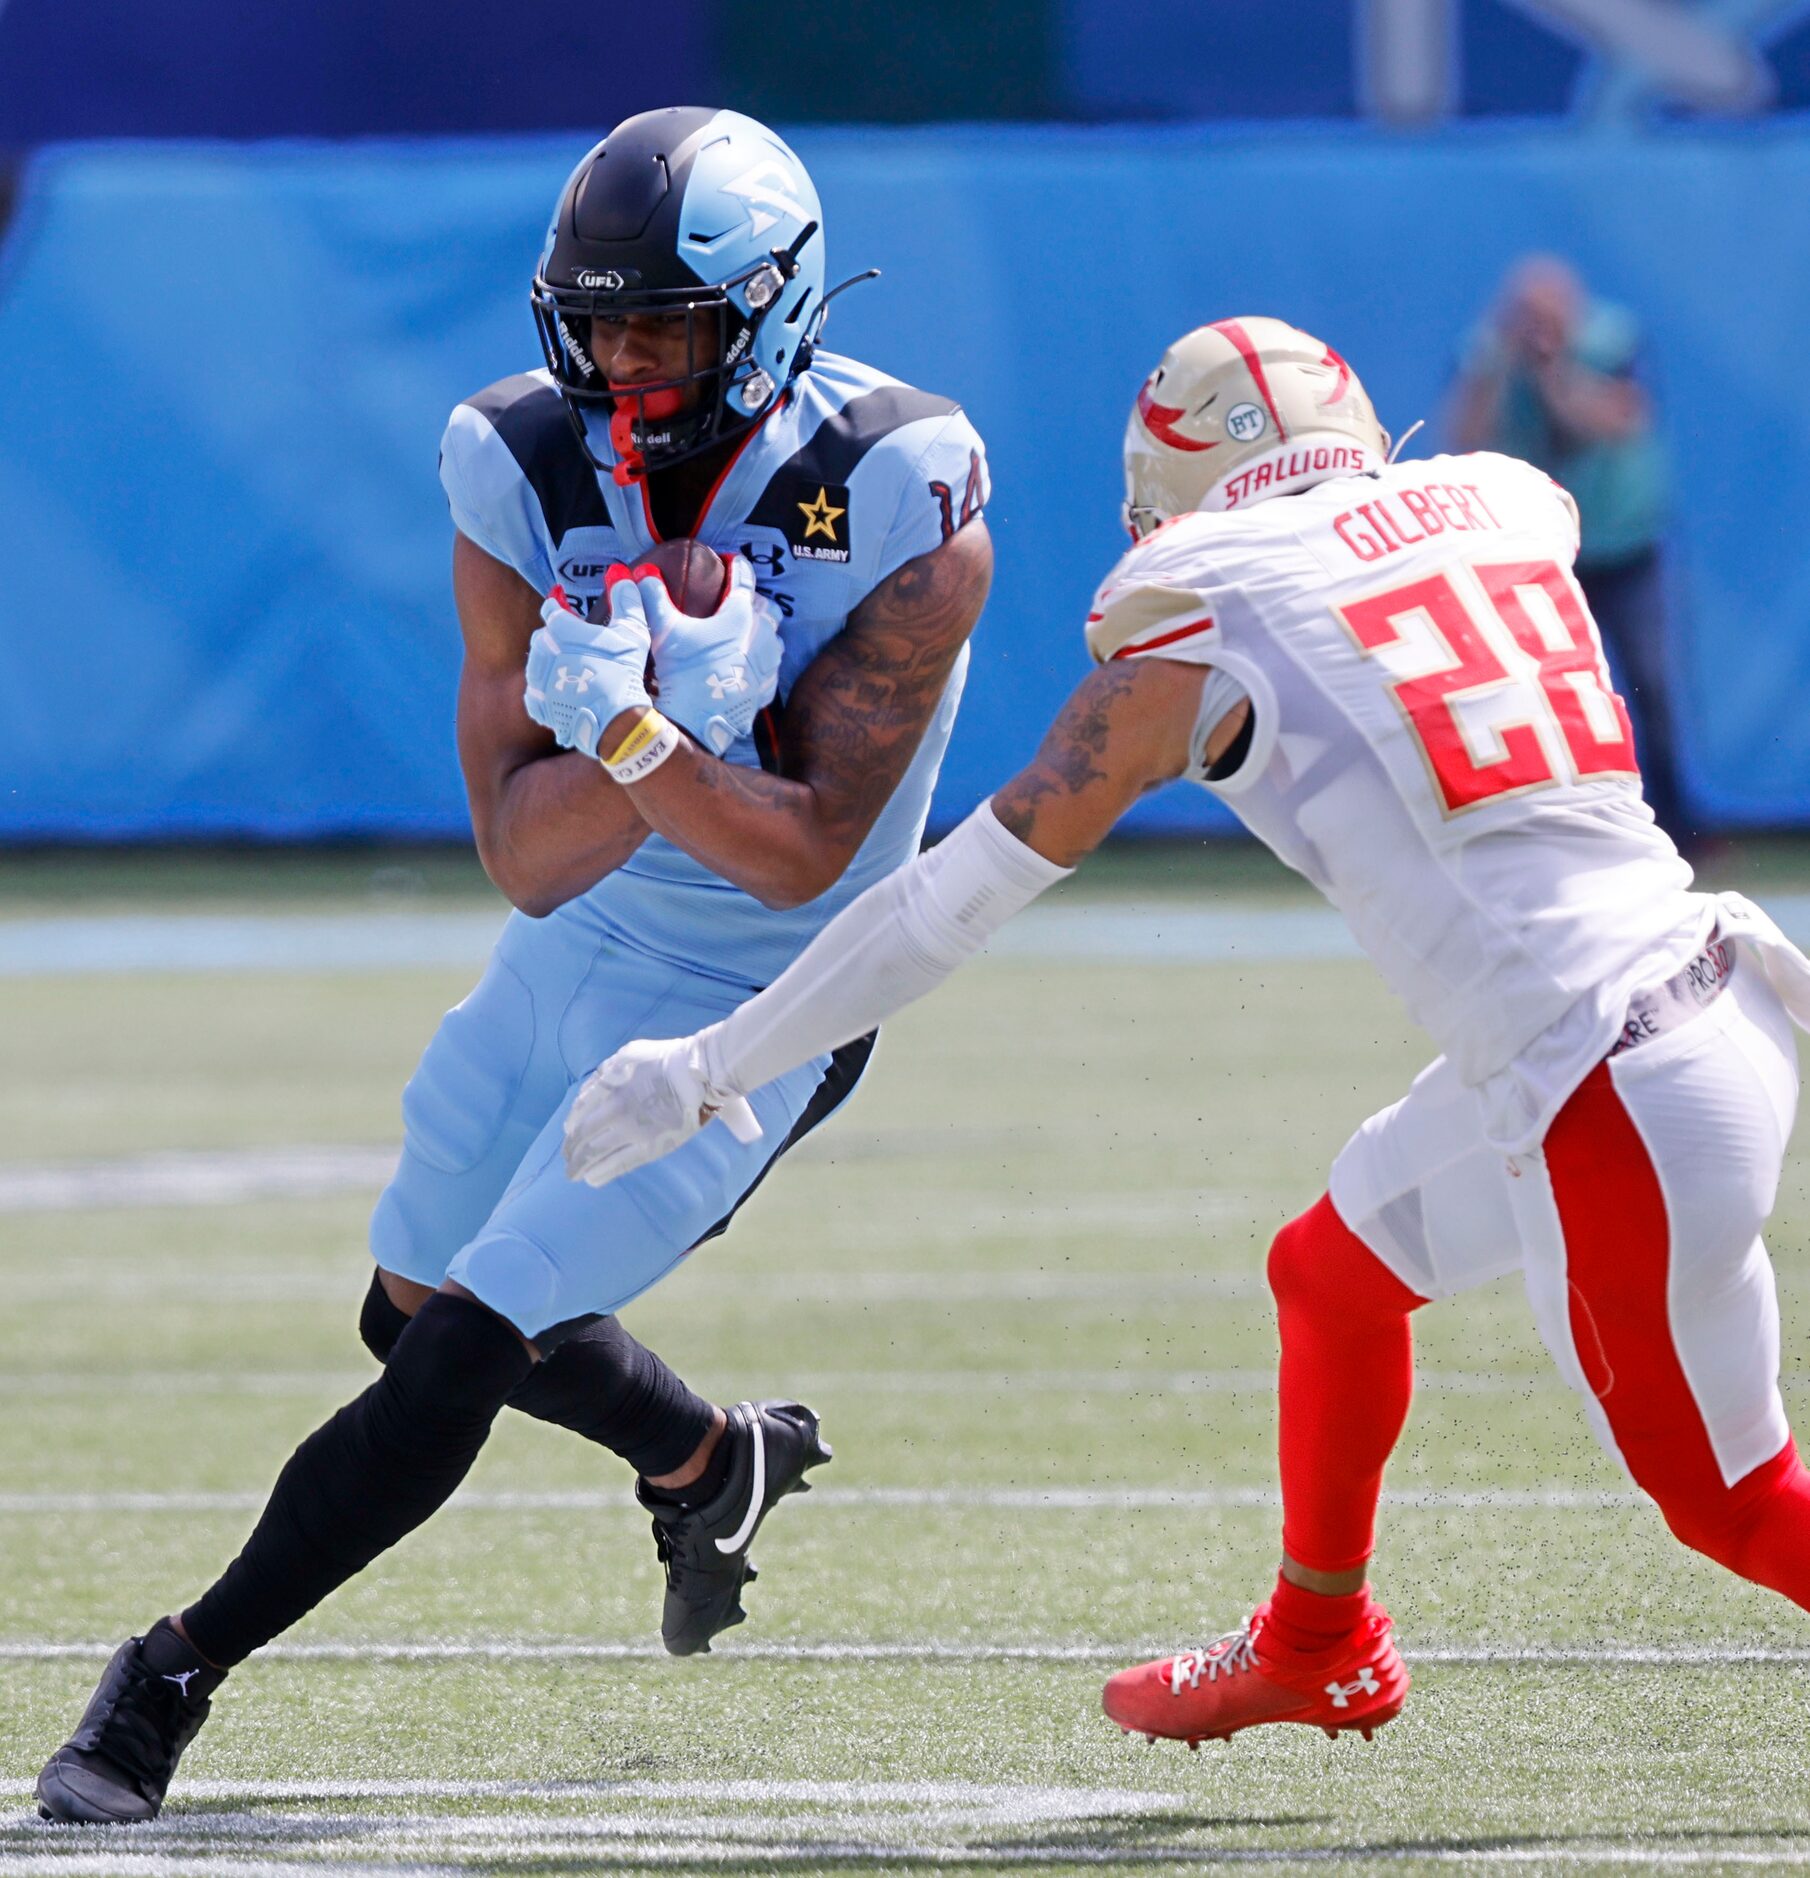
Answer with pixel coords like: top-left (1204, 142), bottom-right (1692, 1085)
top-left (557, 318), bottom-right (1810, 1750)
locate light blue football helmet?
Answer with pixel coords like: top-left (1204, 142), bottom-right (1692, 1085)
top-left (532, 106), bottom-right (837, 480)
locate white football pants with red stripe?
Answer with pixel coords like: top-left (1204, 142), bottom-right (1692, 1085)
top-left (1331, 954), bottom-right (1801, 1558)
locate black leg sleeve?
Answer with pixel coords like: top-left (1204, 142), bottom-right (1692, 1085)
top-left (359, 1271), bottom-right (714, 1479)
top-left (183, 1292), bottom-right (532, 1667)
top-left (506, 1317), bottom-right (717, 1479)
top-left (359, 1270), bottom-right (410, 1363)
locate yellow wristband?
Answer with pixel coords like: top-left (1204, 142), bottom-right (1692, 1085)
top-left (601, 709), bottom-right (682, 786)
top-left (603, 709), bottom-right (665, 769)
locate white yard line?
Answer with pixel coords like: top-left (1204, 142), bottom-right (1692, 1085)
top-left (2, 1767), bottom-right (1809, 1876)
top-left (0, 1364), bottom-right (1558, 1398)
top-left (5, 895), bottom-right (1807, 979)
top-left (2, 1640), bottom-right (1802, 1666)
top-left (1, 1824), bottom-right (1808, 1873)
top-left (0, 1371), bottom-right (376, 1398)
top-left (0, 1267), bottom-right (1268, 1305)
top-left (0, 902), bottom-right (1361, 979)
top-left (0, 911), bottom-right (509, 978)
top-left (0, 1776), bottom-right (1164, 1807)
top-left (0, 1148), bottom-right (398, 1214)
top-left (1, 1771), bottom-right (1806, 1871)
top-left (1, 1857), bottom-right (1807, 1876)
top-left (0, 1148), bottom-right (1269, 1255)
top-left (0, 1484), bottom-right (1642, 1514)
top-left (0, 1855), bottom-right (416, 1870)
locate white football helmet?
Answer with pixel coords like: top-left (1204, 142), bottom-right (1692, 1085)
top-left (1122, 317), bottom-right (1391, 538)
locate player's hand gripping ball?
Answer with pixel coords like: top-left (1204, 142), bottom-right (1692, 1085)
top-left (620, 546), bottom-right (784, 758)
top-left (563, 1033), bottom-right (762, 1187)
top-left (523, 585), bottom-right (654, 761)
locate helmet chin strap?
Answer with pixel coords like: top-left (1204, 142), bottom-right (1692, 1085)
top-left (607, 385), bottom-right (690, 487)
top-left (608, 406), bottom-right (646, 487)
top-left (1385, 419), bottom-right (1424, 464)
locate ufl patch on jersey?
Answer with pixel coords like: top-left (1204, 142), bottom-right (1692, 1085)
top-left (787, 481), bottom-right (852, 564)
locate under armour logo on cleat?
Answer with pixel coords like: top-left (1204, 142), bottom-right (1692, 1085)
top-left (553, 665), bottom-right (595, 694)
top-left (1324, 1665), bottom-right (1380, 1709)
top-left (162, 1670), bottom-right (200, 1696)
top-left (706, 665), bottom-right (748, 700)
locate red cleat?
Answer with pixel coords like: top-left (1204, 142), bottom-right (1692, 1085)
top-left (1102, 1599), bottom-right (1408, 1747)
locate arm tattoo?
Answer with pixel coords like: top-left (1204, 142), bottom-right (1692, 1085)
top-left (781, 523), bottom-right (991, 855)
top-left (992, 666), bottom-right (1144, 845)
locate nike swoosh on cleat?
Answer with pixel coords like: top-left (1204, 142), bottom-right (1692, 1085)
top-left (714, 1408), bottom-right (765, 1555)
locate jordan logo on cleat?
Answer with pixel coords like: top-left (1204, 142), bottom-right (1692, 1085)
top-left (1324, 1665), bottom-right (1380, 1709)
top-left (162, 1670), bottom-right (200, 1697)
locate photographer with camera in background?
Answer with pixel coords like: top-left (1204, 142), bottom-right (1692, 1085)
top-left (1450, 255), bottom-right (1687, 847)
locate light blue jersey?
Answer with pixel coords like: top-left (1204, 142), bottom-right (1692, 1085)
top-left (440, 350), bottom-right (990, 987)
top-left (372, 352), bottom-right (988, 1336)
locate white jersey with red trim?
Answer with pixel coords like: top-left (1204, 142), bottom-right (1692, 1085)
top-left (1085, 450), bottom-right (1705, 1151)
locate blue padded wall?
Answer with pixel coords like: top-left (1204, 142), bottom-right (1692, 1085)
top-left (1, 127), bottom-right (1805, 837)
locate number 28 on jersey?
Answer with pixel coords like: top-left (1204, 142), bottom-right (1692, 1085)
top-left (1335, 557), bottom-right (1639, 816)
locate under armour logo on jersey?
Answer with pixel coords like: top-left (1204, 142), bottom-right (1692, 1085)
top-left (707, 666), bottom-right (749, 700)
top-left (1324, 1666), bottom-right (1380, 1709)
top-left (162, 1670), bottom-right (200, 1697)
top-left (553, 665), bottom-right (595, 695)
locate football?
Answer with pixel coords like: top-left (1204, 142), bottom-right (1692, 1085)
top-left (637, 538), bottom-right (728, 616)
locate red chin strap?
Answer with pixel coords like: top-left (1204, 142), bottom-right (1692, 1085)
top-left (608, 405), bottom-right (645, 487)
top-left (608, 384), bottom-right (688, 487)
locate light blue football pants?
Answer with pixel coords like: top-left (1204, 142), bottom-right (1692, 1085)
top-left (369, 910), bottom-right (854, 1340)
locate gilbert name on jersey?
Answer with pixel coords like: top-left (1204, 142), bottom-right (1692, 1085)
top-left (1088, 448), bottom-right (1702, 1150)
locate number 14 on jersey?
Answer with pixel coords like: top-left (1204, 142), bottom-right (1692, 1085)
top-left (1336, 558), bottom-right (1639, 815)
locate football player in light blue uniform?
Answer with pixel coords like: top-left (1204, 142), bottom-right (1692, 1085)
top-left (33, 107), bottom-right (992, 1825)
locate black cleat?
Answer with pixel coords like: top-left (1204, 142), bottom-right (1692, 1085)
top-left (35, 1622), bottom-right (222, 1824)
top-left (638, 1399), bottom-right (831, 1656)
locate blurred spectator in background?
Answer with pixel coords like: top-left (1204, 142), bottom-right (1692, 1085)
top-left (1449, 256), bottom-right (1687, 845)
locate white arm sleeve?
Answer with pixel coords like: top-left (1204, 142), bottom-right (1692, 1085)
top-left (698, 801), bottom-right (1072, 1100)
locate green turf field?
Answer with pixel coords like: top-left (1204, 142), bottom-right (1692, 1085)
top-left (4, 849), bottom-right (1810, 1874)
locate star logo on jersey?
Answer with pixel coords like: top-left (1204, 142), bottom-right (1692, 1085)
top-left (789, 483), bottom-right (852, 563)
top-left (798, 487), bottom-right (845, 542)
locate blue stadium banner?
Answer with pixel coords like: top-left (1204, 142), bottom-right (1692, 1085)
top-left (2, 127), bottom-right (1809, 838)
top-left (6, 1), bottom-right (1810, 139)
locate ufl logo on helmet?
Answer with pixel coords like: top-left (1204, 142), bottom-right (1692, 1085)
top-left (530, 107), bottom-right (836, 484)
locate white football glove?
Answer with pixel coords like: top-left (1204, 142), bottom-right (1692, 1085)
top-left (523, 586), bottom-right (652, 761)
top-left (633, 557), bottom-right (784, 757)
top-left (563, 1032), bottom-right (763, 1188)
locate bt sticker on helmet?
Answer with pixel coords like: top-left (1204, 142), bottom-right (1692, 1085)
top-left (1227, 403), bottom-right (1268, 443)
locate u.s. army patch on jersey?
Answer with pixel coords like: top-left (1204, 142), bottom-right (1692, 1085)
top-left (787, 481), bottom-right (852, 564)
